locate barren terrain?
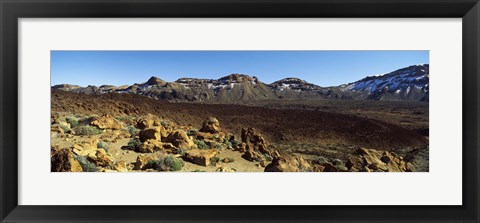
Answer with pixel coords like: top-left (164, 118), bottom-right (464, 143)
top-left (51, 90), bottom-right (429, 172)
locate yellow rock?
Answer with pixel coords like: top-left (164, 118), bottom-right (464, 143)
top-left (90, 114), bottom-right (123, 130)
top-left (183, 149), bottom-right (218, 166)
top-left (133, 154), bottom-right (157, 170)
top-left (139, 127), bottom-right (162, 142)
top-left (113, 161), bottom-right (128, 172)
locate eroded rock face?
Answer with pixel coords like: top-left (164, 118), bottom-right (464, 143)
top-left (51, 147), bottom-right (83, 172)
top-left (200, 117), bottom-right (221, 133)
top-left (241, 127), bottom-right (271, 162)
top-left (90, 114), bottom-right (123, 130)
top-left (346, 148), bottom-right (415, 172)
top-left (183, 149), bottom-right (218, 166)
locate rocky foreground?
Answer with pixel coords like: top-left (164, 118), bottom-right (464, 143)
top-left (51, 113), bottom-right (417, 172)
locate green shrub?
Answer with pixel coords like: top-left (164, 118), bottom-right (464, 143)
top-left (147, 156), bottom-right (185, 171)
top-left (74, 155), bottom-right (98, 172)
top-left (223, 138), bottom-right (233, 148)
top-left (194, 140), bottom-right (209, 150)
top-left (176, 148), bottom-right (188, 156)
top-left (78, 116), bottom-right (97, 126)
top-left (115, 115), bottom-right (131, 123)
top-left (263, 153), bottom-right (273, 161)
top-left (187, 129), bottom-right (198, 136)
top-left (58, 124), bottom-right (70, 132)
top-left (316, 156), bottom-right (328, 164)
top-left (160, 120), bottom-right (170, 127)
top-left (332, 159), bottom-right (343, 166)
top-left (230, 139), bottom-right (241, 149)
top-left (74, 125), bottom-right (103, 136)
top-left (66, 116), bottom-right (79, 128)
top-left (127, 138), bottom-right (142, 150)
top-left (336, 165), bottom-right (348, 172)
top-left (210, 156), bottom-right (220, 166)
top-left (127, 125), bottom-right (139, 136)
top-left (144, 160), bottom-right (158, 169)
top-left (97, 141), bottom-right (109, 151)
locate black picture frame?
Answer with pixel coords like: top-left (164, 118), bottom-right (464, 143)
top-left (1, 0), bottom-right (479, 222)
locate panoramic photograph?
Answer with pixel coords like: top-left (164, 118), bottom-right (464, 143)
top-left (50, 51), bottom-right (429, 172)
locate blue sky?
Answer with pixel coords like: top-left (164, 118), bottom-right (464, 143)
top-left (51, 51), bottom-right (429, 87)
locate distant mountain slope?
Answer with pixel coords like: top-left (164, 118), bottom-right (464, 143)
top-left (339, 64), bottom-right (429, 101)
top-left (52, 64), bottom-right (429, 102)
top-left (268, 77), bottom-right (355, 100)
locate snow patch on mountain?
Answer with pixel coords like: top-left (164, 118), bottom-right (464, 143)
top-left (342, 64), bottom-right (429, 94)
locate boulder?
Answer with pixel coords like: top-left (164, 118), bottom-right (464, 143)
top-left (90, 114), bottom-right (123, 130)
top-left (321, 162), bottom-right (339, 172)
top-left (136, 116), bottom-right (157, 129)
top-left (101, 129), bottom-right (132, 141)
top-left (346, 148), bottom-right (414, 172)
top-left (242, 149), bottom-right (265, 162)
top-left (264, 157), bottom-right (299, 172)
top-left (51, 125), bottom-right (65, 135)
top-left (138, 139), bottom-right (164, 153)
top-left (241, 127), bottom-right (271, 162)
top-left (222, 157), bottom-right (234, 163)
top-left (139, 127), bottom-right (162, 142)
top-left (195, 131), bottom-right (226, 143)
top-left (133, 154), bottom-right (157, 170)
top-left (216, 167), bottom-right (236, 172)
top-left (87, 149), bottom-right (114, 167)
top-left (51, 112), bottom-right (66, 125)
top-left (51, 147), bottom-right (83, 172)
top-left (200, 117), bottom-right (221, 133)
top-left (113, 161), bottom-right (128, 172)
top-left (165, 130), bottom-right (194, 149)
top-left (264, 156), bottom-right (315, 172)
top-left (72, 140), bottom-right (99, 156)
top-left (183, 149), bottom-right (218, 166)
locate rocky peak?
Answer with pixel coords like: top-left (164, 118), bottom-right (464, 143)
top-left (272, 77), bottom-right (307, 85)
top-left (145, 76), bottom-right (166, 85)
top-left (270, 77), bottom-right (321, 91)
top-left (218, 74), bottom-right (256, 84)
top-left (51, 84), bottom-right (82, 91)
top-left (175, 78), bottom-right (212, 85)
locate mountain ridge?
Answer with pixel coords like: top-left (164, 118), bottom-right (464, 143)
top-left (52, 64), bottom-right (429, 102)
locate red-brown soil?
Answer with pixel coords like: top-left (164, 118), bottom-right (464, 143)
top-left (51, 90), bottom-right (428, 150)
